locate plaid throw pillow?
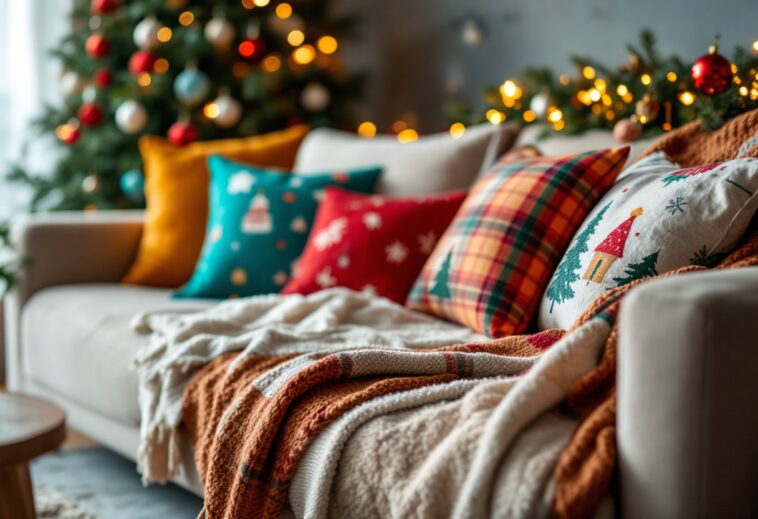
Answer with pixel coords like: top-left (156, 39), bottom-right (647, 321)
top-left (406, 147), bottom-right (629, 337)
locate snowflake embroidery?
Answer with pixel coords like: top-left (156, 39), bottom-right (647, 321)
top-left (665, 195), bottom-right (687, 215)
top-left (227, 171), bottom-right (256, 194)
top-left (418, 231), bottom-right (437, 254)
top-left (313, 218), bottom-right (347, 251)
top-left (230, 241), bottom-right (241, 251)
top-left (208, 225), bottom-right (223, 243)
top-left (363, 211), bottom-right (382, 230)
top-left (386, 241), bottom-right (409, 264)
top-left (290, 177), bottom-right (303, 188)
top-left (290, 216), bottom-right (308, 233)
top-left (337, 254), bottom-right (350, 268)
top-left (316, 267), bottom-right (336, 288)
top-left (312, 189), bottom-right (326, 202)
top-left (273, 271), bottom-right (289, 286)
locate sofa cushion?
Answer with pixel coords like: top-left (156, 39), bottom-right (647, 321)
top-left (22, 284), bottom-right (213, 426)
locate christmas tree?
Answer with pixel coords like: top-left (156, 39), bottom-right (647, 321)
top-left (7, 0), bottom-right (363, 211)
top-left (612, 250), bottom-right (659, 286)
top-left (546, 202), bottom-right (610, 312)
top-left (429, 250), bottom-right (452, 299)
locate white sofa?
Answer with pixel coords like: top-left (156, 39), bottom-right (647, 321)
top-left (5, 126), bottom-right (758, 517)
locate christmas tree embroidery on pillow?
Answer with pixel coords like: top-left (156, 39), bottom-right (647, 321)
top-left (583, 207), bottom-right (644, 284)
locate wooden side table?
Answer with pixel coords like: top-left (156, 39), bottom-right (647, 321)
top-left (0, 393), bottom-right (65, 519)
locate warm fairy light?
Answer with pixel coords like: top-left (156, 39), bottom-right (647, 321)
top-left (138, 73), bottom-right (151, 86)
top-left (582, 66), bottom-right (595, 80)
top-left (739, 86), bottom-right (749, 96)
top-left (357, 121), bottom-right (377, 138)
top-left (292, 45), bottom-right (316, 64)
top-left (55, 124), bottom-right (76, 141)
top-left (559, 74), bottom-right (570, 85)
top-left (547, 108), bottom-right (563, 123)
top-left (666, 71), bottom-right (677, 82)
top-left (640, 73), bottom-right (652, 85)
top-left (731, 63), bottom-right (738, 74)
top-left (157, 27), bottom-right (172, 42)
top-left (449, 122), bottom-right (465, 139)
top-left (591, 104), bottom-right (602, 115)
top-left (678, 91), bottom-right (695, 106)
top-left (577, 90), bottom-right (590, 105)
top-left (275, 2), bottom-right (293, 18)
top-left (605, 110), bottom-right (616, 121)
top-left (553, 120), bottom-right (565, 131)
top-left (662, 122), bottom-right (672, 131)
top-left (733, 75), bottom-right (742, 84)
top-left (254, 0), bottom-right (270, 5)
top-left (588, 89), bottom-right (601, 102)
top-left (616, 84), bottom-right (628, 96)
top-left (753, 40), bottom-right (758, 52)
top-left (262, 54), bottom-right (281, 72)
top-left (241, 0), bottom-right (255, 8)
top-left (486, 109), bottom-right (505, 125)
top-left (750, 88), bottom-right (758, 100)
top-left (594, 78), bottom-right (606, 91)
top-left (317, 36), bottom-right (338, 55)
top-left (397, 128), bottom-right (419, 143)
top-left (154, 58), bottom-right (169, 73)
top-left (178, 11), bottom-right (194, 25)
top-left (204, 102), bottom-right (220, 119)
top-left (239, 40), bottom-right (257, 57)
top-left (522, 110), bottom-right (536, 123)
top-left (602, 94), bottom-right (612, 106)
top-left (501, 80), bottom-right (518, 98)
top-left (622, 92), bottom-right (634, 103)
top-left (287, 30), bottom-right (305, 46)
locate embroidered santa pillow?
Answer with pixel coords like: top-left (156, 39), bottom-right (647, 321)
top-left (539, 152), bottom-right (758, 330)
top-left (281, 187), bottom-right (466, 303)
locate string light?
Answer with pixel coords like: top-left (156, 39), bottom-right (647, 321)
top-left (397, 128), bottom-right (418, 143)
top-left (753, 40), bottom-right (758, 52)
top-left (739, 86), bottom-right (749, 96)
top-left (239, 40), bottom-right (257, 57)
top-left (204, 102), bottom-right (220, 118)
top-left (582, 66), bottom-right (595, 80)
top-left (449, 122), bottom-right (465, 139)
top-left (178, 11), bottom-right (194, 25)
top-left (500, 80), bottom-right (518, 98)
top-left (731, 63), bottom-right (738, 74)
top-left (357, 121), bottom-right (377, 138)
top-left (55, 123), bottom-right (77, 141)
top-left (559, 74), bottom-right (570, 85)
top-left (486, 109), bottom-right (505, 124)
top-left (678, 91), bottom-right (695, 106)
top-left (666, 71), bottom-right (677, 82)
top-left (241, 0), bottom-right (255, 8)
top-left (292, 45), bottom-right (316, 65)
top-left (262, 54), bottom-right (281, 72)
top-left (588, 89), bottom-right (601, 102)
top-left (594, 78), bottom-right (606, 91)
top-left (553, 120), bottom-right (565, 131)
top-left (522, 110), bottom-right (536, 122)
top-left (138, 73), bottom-right (151, 87)
top-left (254, 0), bottom-right (270, 5)
top-left (641, 73), bottom-right (652, 85)
top-left (287, 30), bottom-right (305, 46)
top-left (154, 58), bottom-right (169, 73)
top-left (616, 84), bottom-right (628, 96)
top-left (157, 27), bottom-right (172, 43)
top-left (275, 3), bottom-right (292, 18)
top-left (547, 108), bottom-right (563, 123)
top-left (317, 36), bottom-right (338, 55)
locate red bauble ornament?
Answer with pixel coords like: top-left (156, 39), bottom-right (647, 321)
top-left (128, 50), bottom-right (157, 75)
top-left (238, 37), bottom-right (267, 62)
top-left (91, 0), bottom-right (118, 14)
top-left (690, 44), bottom-right (733, 95)
top-left (85, 33), bottom-right (111, 59)
top-left (93, 68), bottom-right (113, 88)
top-left (58, 121), bottom-right (80, 145)
top-left (78, 103), bottom-right (104, 126)
top-left (167, 121), bottom-right (199, 146)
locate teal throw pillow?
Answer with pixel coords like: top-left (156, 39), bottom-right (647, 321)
top-left (175, 155), bottom-right (381, 298)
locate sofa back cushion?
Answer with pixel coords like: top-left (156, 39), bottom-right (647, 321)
top-left (539, 152), bottom-right (758, 330)
top-left (407, 147), bottom-right (630, 338)
top-left (293, 123), bottom-right (519, 196)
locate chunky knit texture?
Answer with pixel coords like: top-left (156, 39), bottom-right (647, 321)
top-left (639, 108), bottom-right (758, 166)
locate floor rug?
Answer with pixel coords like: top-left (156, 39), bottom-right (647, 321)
top-left (31, 448), bottom-right (203, 519)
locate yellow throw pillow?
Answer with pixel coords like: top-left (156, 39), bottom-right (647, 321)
top-left (122, 125), bottom-right (309, 287)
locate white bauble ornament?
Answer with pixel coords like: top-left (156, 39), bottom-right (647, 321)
top-left (61, 71), bottom-right (86, 97)
top-left (174, 67), bottom-right (211, 107)
top-left (211, 94), bottom-right (242, 128)
top-left (529, 91), bottom-right (552, 119)
top-left (133, 16), bottom-right (164, 50)
top-left (301, 83), bottom-right (330, 111)
top-left (115, 100), bottom-right (148, 134)
top-left (461, 19), bottom-right (483, 46)
top-left (204, 17), bottom-right (236, 51)
top-left (82, 174), bottom-right (100, 194)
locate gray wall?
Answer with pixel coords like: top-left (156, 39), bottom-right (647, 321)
top-left (335, 0), bottom-right (757, 132)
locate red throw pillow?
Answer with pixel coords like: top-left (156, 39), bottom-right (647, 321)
top-left (282, 187), bottom-right (466, 303)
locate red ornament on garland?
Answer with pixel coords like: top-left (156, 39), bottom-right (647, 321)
top-left (128, 50), bottom-right (157, 75)
top-left (93, 68), bottom-right (113, 88)
top-left (690, 40), bottom-right (733, 95)
top-left (78, 102), bottom-right (104, 126)
top-left (91, 0), bottom-right (118, 14)
top-left (85, 33), bottom-right (111, 59)
top-left (167, 121), bottom-right (199, 146)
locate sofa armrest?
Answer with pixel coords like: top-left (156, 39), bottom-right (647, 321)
top-left (9, 210), bottom-right (144, 305)
top-left (618, 268), bottom-right (758, 519)
top-left (3, 211), bottom-right (144, 390)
